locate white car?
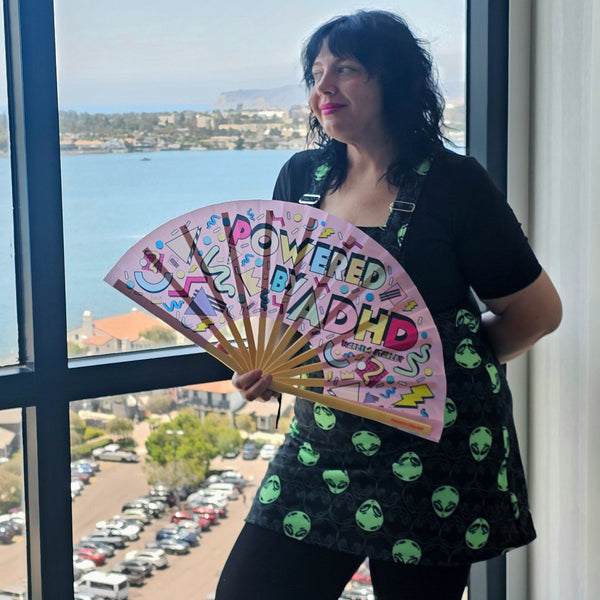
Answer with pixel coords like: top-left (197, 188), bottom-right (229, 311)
top-left (95, 520), bottom-right (141, 541)
top-left (73, 556), bottom-right (96, 575)
top-left (260, 444), bottom-right (277, 460)
top-left (71, 480), bottom-right (84, 496)
top-left (125, 548), bottom-right (169, 569)
top-left (207, 483), bottom-right (239, 500)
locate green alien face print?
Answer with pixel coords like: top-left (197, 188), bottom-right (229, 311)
top-left (297, 442), bottom-right (320, 466)
top-left (392, 451), bottom-right (423, 482)
top-left (444, 397), bottom-right (458, 428)
top-left (322, 470), bottom-right (350, 495)
top-left (352, 431), bottom-right (381, 457)
top-left (313, 403), bottom-right (336, 430)
top-left (465, 517), bottom-right (490, 550)
top-left (431, 486), bottom-right (460, 518)
top-left (497, 459), bottom-right (509, 492)
top-left (455, 309), bottom-right (480, 332)
top-left (258, 475), bottom-right (281, 505)
top-left (485, 363), bottom-right (501, 393)
top-left (355, 499), bottom-right (384, 532)
top-left (392, 539), bottom-right (422, 564)
top-left (283, 511), bottom-right (311, 540)
top-left (469, 426), bottom-right (492, 461)
top-left (455, 338), bottom-right (482, 369)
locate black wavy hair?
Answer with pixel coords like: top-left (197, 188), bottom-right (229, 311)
top-left (302, 10), bottom-right (446, 189)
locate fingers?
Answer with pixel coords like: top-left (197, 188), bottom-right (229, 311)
top-left (233, 370), bottom-right (278, 402)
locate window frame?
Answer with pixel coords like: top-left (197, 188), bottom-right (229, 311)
top-left (0, 0), bottom-right (510, 597)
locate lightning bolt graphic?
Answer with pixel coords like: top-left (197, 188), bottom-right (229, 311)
top-left (318, 228), bottom-right (334, 239)
top-left (403, 300), bottom-right (418, 311)
top-left (393, 384), bottom-right (434, 408)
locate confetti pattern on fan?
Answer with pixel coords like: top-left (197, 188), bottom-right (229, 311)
top-left (105, 200), bottom-right (446, 441)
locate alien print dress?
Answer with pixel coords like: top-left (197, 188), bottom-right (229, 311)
top-left (245, 148), bottom-right (540, 566)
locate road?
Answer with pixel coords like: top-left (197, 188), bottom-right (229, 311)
top-left (0, 454), bottom-right (270, 599)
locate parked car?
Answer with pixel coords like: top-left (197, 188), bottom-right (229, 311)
top-left (111, 558), bottom-right (152, 579)
top-left (121, 502), bottom-right (154, 518)
top-left (145, 538), bottom-right (190, 555)
top-left (156, 527), bottom-right (199, 547)
top-left (191, 505), bottom-right (219, 524)
top-left (260, 443), bottom-right (277, 460)
top-left (0, 526), bottom-right (15, 544)
top-left (207, 482), bottom-right (239, 500)
top-left (71, 480), bottom-right (84, 496)
top-left (95, 522), bottom-right (140, 541)
top-left (73, 458), bottom-right (100, 472)
top-left (241, 441), bottom-right (259, 460)
top-left (74, 546), bottom-right (107, 566)
top-left (74, 540), bottom-right (115, 558)
top-left (71, 469), bottom-right (92, 484)
top-left (73, 556), bottom-right (97, 575)
top-left (77, 571), bottom-right (129, 599)
top-left (0, 584), bottom-right (27, 599)
top-left (109, 564), bottom-right (145, 587)
top-left (170, 510), bottom-right (210, 531)
top-left (81, 532), bottom-right (127, 549)
top-left (92, 443), bottom-right (120, 457)
top-left (121, 508), bottom-right (151, 524)
top-left (125, 548), bottom-right (168, 569)
top-left (220, 470), bottom-right (246, 488)
top-left (97, 449), bottom-right (138, 463)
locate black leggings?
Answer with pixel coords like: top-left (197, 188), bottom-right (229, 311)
top-left (216, 523), bottom-right (470, 600)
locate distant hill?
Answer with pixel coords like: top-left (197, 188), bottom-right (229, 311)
top-left (214, 84), bottom-right (307, 110)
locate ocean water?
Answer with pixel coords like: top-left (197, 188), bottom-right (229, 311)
top-left (0, 149), bottom-right (295, 362)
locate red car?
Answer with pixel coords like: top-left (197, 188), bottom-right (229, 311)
top-left (191, 505), bottom-right (218, 524)
top-left (75, 545), bottom-right (106, 566)
top-left (170, 510), bottom-right (211, 531)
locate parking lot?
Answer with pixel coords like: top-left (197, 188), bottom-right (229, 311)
top-left (0, 453), bottom-right (271, 599)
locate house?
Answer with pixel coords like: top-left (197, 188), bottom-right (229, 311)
top-left (178, 380), bottom-right (245, 415)
top-left (68, 308), bottom-right (183, 355)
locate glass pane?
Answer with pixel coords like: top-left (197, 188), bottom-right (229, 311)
top-left (0, 409), bottom-right (27, 597)
top-left (70, 384), bottom-right (280, 598)
top-left (0, 0), bottom-right (18, 366)
top-left (54, 0), bottom-right (465, 360)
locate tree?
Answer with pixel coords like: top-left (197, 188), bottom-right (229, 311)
top-left (106, 417), bottom-right (134, 439)
top-left (145, 394), bottom-right (172, 415)
top-left (197, 413), bottom-right (242, 457)
top-left (144, 412), bottom-right (218, 488)
top-left (235, 413), bottom-right (256, 433)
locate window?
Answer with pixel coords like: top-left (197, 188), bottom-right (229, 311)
top-left (0, 1), bottom-right (512, 598)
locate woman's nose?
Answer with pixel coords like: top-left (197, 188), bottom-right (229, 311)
top-left (315, 70), bottom-right (336, 95)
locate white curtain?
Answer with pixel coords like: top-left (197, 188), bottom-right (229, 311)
top-left (521, 0), bottom-right (600, 598)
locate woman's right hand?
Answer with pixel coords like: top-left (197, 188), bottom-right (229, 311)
top-left (233, 369), bottom-right (279, 402)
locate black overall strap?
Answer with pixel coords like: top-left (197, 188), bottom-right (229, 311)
top-left (382, 156), bottom-right (433, 264)
top-left (298, 155), bottom-right (433, 264)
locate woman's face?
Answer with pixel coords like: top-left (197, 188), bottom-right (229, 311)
top-left (309, 42), bottom-right (387, 147)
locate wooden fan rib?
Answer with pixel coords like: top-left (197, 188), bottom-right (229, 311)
top-left (139, 246), bottom-right (249, 370)
top-left (178, 226), bottom-right (253, 373)
top-left (113, 278), bottom-right (243, 374)
top-left (270, 381), bottom-right (432, 437)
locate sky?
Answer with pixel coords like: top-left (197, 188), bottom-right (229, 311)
top-left (49, 0), bottom-right (465, 110)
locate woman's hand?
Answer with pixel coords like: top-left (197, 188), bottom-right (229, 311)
top-left (481, 269), bottom-right (562, 363)
top-left (233, 369), bottom-right (280, 402)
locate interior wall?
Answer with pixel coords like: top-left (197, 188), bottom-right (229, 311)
top-left (528, 0), bottom-right (600, 598)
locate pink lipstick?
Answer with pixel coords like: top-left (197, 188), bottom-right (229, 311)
top-left (320, 103), bottom-right (345, 115)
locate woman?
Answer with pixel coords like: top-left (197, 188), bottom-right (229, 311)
top-left (216, 10), bottom-right (561, 600)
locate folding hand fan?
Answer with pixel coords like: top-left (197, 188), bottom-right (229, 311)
top-left (105, 200), bottom-right (446, 442)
